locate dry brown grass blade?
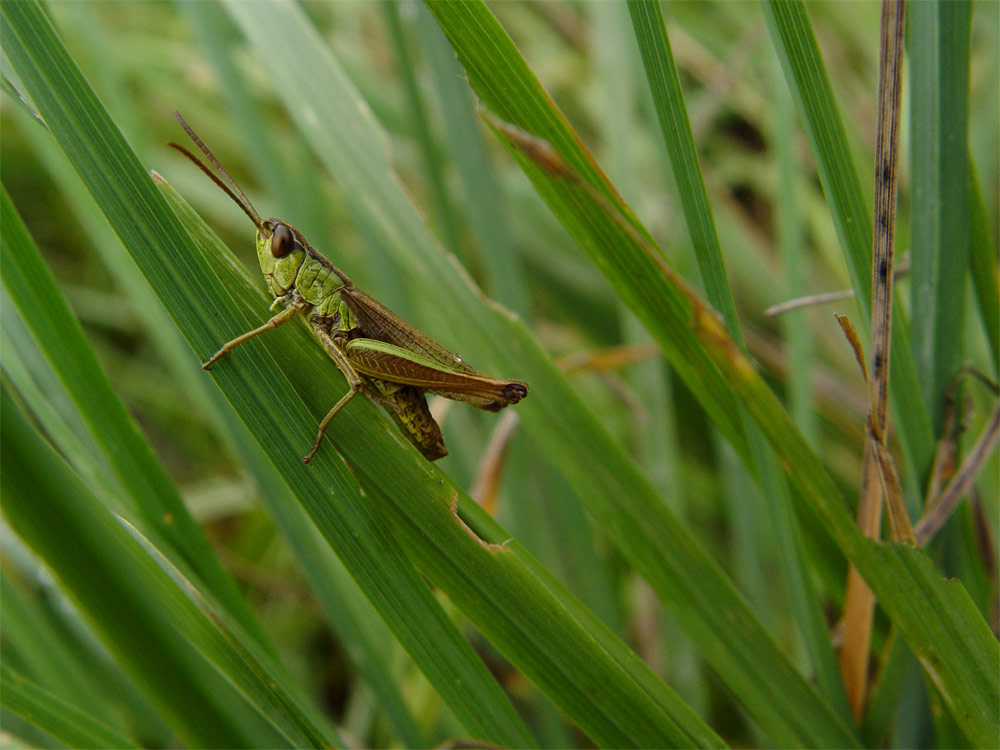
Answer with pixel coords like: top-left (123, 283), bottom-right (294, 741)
top-left (838, 442), bottom-right (882, 720)
top-left (765, 254), bottom-right (910, 317)
top-left (916, 404), bottom-right (1000, 545)
top-left (870, 432), bottom-right (914, 544)
top-left (833, 313), bottom-right (908, 718)
top-left (835, 313), bottom-right (871, 387)
top-left (557, 342), bottom-right (660, 374)
top-left (923, 373), bottom-right (964, 504)
top-left (838, 0), bottom-right (909, 722)
top-left (469, 410), bottom-right (522, 515)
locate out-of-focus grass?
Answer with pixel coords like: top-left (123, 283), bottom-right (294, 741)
top-left (2, 1), bottom-right (996, 747)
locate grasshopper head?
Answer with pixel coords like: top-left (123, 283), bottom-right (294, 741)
top-left (257, 219), bottom-right (306, 297)
top-left (168, 113), bottom-right (307, 300)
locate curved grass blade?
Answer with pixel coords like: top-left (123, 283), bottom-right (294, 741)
top-left (626, 0), bottom-right (850, 718)
top-left (423, 1), bottom-right (998, 745)
top-left (161, 158), bottom-right (716, 750)
top-left (0, 3), bottom-right (533, 744)
top-left (1, 381), bottom-right (338, 749)
top-left (424, 1), bottom-right (860, 745)
top-left (1, 664), bottom-right (139, 750)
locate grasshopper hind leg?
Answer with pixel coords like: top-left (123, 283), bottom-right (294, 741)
top-left (303, 323), bottom-right (366, 463)
top-left (302, 382), bottom-right (362, 463)
top-left (366, 379), bottom-right (447, 461)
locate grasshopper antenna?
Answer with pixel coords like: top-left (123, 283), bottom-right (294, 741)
top-left (168, 110), bottom-right (264, 231)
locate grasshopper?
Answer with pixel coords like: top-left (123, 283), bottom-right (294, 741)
top-left (169, 112), bottom-right (527, 463)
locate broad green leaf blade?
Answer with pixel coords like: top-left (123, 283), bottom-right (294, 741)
top-left (0, 567), bottom-right (170, 745)
top-left (0, 3), bottom-right (532, 745)
top-left (0, 664), bottom-right (139, 750)
top-left (762, 0), bottom-right (934, 483)
top-left (1, 383), bottom-right (334, 749)
top-left (423, 1), bottom-right (859, 746)
top-left (909, 0), bottom-right (972, 427)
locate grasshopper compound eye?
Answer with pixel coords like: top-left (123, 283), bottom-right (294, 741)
top-left (271, 224), bottom-right (294, 258)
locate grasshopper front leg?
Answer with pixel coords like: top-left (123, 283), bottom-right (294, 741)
top-left (202, 299), bottom-right (307, 369)
top-left (302, 325), bottom-right (365, 464)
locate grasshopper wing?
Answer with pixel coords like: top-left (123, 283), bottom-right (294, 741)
top-left (341, 287), bottom-right (478, 373)
top-left (344, 339), bottom-right (527, 411)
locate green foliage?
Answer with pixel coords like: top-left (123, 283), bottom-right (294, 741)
top-left (2, 1), bottom-right (996, 747)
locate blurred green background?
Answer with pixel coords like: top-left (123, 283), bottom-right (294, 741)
top-left (2, 1), bottom-right (997, 748)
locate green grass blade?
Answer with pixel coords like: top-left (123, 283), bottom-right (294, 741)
top-left (625, 0), bottom-right (738, 335)
top-left (1, 664), bottom-right (140, 750)
top-left (381, 0), bottom-right (463, 257)
top-left (968, 159), bottom-right (999, 368)
top-left (424, 2), bottom-right (859, 745)
top-left (0, 175), bottom-right (272, 654)
top-left (2, 187), bottom-right (342, 748)
top-left (0, 568), bottom-right (170, 745)
top-left (417, 4), bottom-right (532, 319)
top-left (161, 152), bottom-right (712, 750)
top-left (589, 0), bottom-right (680, 516)
top-left (9, 92), bottom-right (426, 748)
top-left (0, 3), bottom-right (532, 743)
top-left (421, 8), bottom-right (749, 462)
top-left (1, 299), bottom-right (124, 504)
top-left (909, 0), bottom-right (972, 429)
top-left (626, 0), bottom-right (849, 718)
top-left (1, 383), bottom-right (335, 748)
top-left (762, 0), bottom-right (935, 483)
top-left (699, 314), bottom-right (1000, 748)
top-left (0, 171), bottom-right (269, 662)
